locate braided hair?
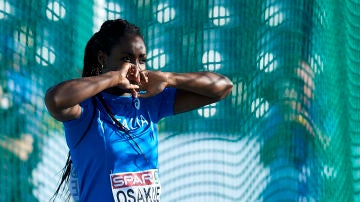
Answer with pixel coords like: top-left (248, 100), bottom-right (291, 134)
top-left (52, 19), bottom-right (143, 201)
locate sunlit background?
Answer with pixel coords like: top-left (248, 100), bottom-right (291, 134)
top-left (0, 0), bottom-right (359, 201)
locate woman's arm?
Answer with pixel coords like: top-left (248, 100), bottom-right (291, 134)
top-left (45, 70), bottom-right (139, 122)
top-left (168, 72), bottom-right (233, 114)
top-left (139, 71), bottom-right (233, 114)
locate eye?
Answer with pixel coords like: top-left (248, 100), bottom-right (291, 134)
top-left (139, 58), bottom-right (147, 64)
top-left (122, 56), bottom-right (131, 62)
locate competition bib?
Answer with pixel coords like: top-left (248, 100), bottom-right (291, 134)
top-left (110, 169), bottom-right (161, 202)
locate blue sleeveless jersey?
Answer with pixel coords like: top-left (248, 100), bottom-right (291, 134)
top-left (63, 88), bottom-right (176, 202)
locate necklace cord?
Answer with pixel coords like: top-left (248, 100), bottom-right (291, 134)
top-left (95, 94), bottom-right (149, 164)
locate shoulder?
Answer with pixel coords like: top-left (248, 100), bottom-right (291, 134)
top-left (63, 98), bottom-right (95, 127)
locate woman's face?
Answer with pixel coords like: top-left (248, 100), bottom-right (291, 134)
top-left (101, 35), bottom-right (147, 73)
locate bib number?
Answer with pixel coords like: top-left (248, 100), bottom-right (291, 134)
top-left (110, 169), bottom-right (161, 202)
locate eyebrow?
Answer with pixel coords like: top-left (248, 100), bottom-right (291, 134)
top-left (121, 52), bottom-right (147, 57)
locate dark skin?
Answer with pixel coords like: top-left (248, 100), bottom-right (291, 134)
top-left (45, 35), bottom-right (233, 122)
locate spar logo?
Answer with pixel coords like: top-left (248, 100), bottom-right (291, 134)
top-left (111, 170), bottom-right (159, 188)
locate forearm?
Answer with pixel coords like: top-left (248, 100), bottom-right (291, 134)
top-left (166, 72), bottom-right (233, 100)
top-left (45, 71), bottom-right (118, 111)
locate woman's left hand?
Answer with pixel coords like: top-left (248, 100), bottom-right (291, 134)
top-left (138, 71), bottom-right (168, 98)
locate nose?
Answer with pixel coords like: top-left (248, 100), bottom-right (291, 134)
top-left (135, 60), bottom-right (145, 71)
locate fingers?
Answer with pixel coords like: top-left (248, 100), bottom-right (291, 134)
top-left (126, 65), bottom-right (137, 80)
top-left (140, 70), bottom-right (149, 84)
top-left (126, 66), bottom-right (150, 90)
top-left (130, 88), bottom-right (138, 98)
top-left (126, 65), bottom-right (142, 84)
top-left (120, 63), bottom-right (134, 78)
top-left (121, 65), bottom-right (152, 98)
top-left (134, 68), bottom-right (141, 84)
top-left (125, 66), bottom-right (145, 98)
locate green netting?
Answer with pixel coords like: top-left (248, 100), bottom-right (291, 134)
top-left (0, 0), bottom-right (359, 201)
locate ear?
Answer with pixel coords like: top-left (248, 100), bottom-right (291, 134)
top-left (97, 50), bottom-right (106, 66)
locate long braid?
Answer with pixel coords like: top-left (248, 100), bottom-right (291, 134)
top-left (50, 153), bottom-right (72, 201)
